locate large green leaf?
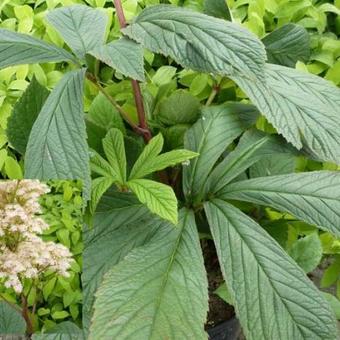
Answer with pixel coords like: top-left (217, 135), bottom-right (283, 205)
top-left (262, 24), bottom-right (310, 67)
top-left (0, 302), bottom-right (26, 335)
top-left (7, 76), bottom-right (49, 154)
top-left (32, 321), bottom-right (85, 340)
top-left (0, 29), bottom-right (75, 68)
top-left (127, 178), bottom-right (178, 224)
top-left (89, 38), bottom-right (145, 81)
top-left (204, 129), bottom-right (295, 196)
top-left (102, 128), bottom-right (126, 185)
top-left (46, 5), bottom-right (108, 60)
top-left (183, 104), bottom-right (255, 202)
top-left (25, 69), bottom-right (90, 198)
top-left (122, 5), bottom-right (266, 81)
top-left (232, 64), bottom-right (340, 164)
top-left (89, 209), bottom-right (208, 340)
top-left (205, 200), bottom-right (337, 340)
top-left (219, 171), bottom-right (340, 236)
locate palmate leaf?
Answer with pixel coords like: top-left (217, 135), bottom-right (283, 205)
top-left (232, 64), bottom-right (340, 164)
top-left (204, 129), bottom-right (296, 196)
top-left (129, 133), bottom-right (198, 180)
top-left (46, 5), bottom-right (108, 60)
top-left (89, 37), bottom-right (145, 81)
top-left (7, 76), bottom-right (49, 154)
top-left (262, 24), bottom-right (310, 67)
top-left (89, 150), bottom-right (116, 178)
top-left (127, 178), bottom-right (178, 224)
top-left (0, 301), bottom-right (26, 335)
top-left (205, 199), bottom-right (337, 340)
top-left (89, 176), bottom-right (114, 214)
top-left (219, 171), bottom-right (340, 237)
top-left (83, 190), bottom-right (154, 331)
top-left (0, 29), bottom-right (76, 68)
top-left (25, 69), bottom-right (90, 199)
top-left (183, 104), bottom-right (256, 202)
top-left (122, 5), bottom-right (266, 81)
top-left (89, 209), bottom-right (208, 340)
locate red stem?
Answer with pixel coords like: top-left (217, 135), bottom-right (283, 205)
top-left (21, 295), bottom-right (33, 336)
top-left (113, 0), bottom-right (152, 143)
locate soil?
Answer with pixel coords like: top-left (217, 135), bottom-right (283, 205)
top-left (202, 239), bottom-right (235, 330)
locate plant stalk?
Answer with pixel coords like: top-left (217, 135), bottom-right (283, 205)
top-left (21, 295), bottom-right (33, 336)
top-left (113, 0), bottom-right (152, 142)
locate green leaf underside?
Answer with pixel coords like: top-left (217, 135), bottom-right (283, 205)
top-left (0, 301), bottom-right (26, 334)
top-left (231, 64), bottom-right (340, 164)
top-left (89, 37), bottom-right (145, 81)
top-left (90, 176), bottom-right (114, 214)
top-left (205, 129), bottom-right (296, 196)
top-left (219, 171), bottom-right (340, 237)
top-left (262, 24), bottom-right (310, 68)
top-left (90, 209), bottom-right (208, 340)
top-left (7, 77), bottom-right (49, 155)
top-left (127, 178), bottom-right (178, 224)
top-left (0, 28), bottom-right (75, 68)
top-left (102, 128), bottom-right (126, 184)
top-left (204, 0), bottom-right (232, 21)
top-left (25, 69), bottom-right (90, 199)
top-left (83, 190), bottom-right (154, 331)
top-left (46, 5), bottom-right (108, 59)
top-left (289, 234), bottom-right (323, 273)
top-left (122, 5), bottom-right (266, 81)
top-left (183, 104), bottom-right (254, 201)
top-left (205, 200), bottom-right (337, 340)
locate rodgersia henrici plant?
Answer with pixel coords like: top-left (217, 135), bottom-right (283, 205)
top-left (1, 0), bottom-right (340, 339)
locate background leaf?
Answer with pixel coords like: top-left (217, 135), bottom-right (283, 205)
top-left (7, 76), bottom-right (49, 155)
top-left (90, 209), bottom-right (208, 340)
top-left (204, 0), bottom-right (232, 21)
top-left (46, 5), bottom-right (108, 60)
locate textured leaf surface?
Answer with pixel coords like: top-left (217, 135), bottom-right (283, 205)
top-left (128, 178), bottom-right (178, 224)
top-left (289, 233), bottom-right (323, 273)
top-left (46, 5), bottom-right (108, 59)
top-left (102, 128), bottom-right (126, 184)
top-left (0, 28), bottom-right (75, 68)
top-left (219, 171), bottom-right (340, 236)
top-left (89, 38), bottom-right (145, 81)
top-left (205, 129), bottom-right (295, 196)
top-left (204, 0), bottom-right (232, 21)
top-left (90, 209), bottom-right (208, 340)
top-left (122, 5), bottom-right (266, 80)
top-left (25, 70), bottom-right (90, 198)
top-left (90, 150), bottom-right (115, 178)
top-left (83, 190), bottom-right (154, 331)
top-left (0, 301), bottom-right (26, 334)
top-left (33, 321), bottom-right (85, 339)
top-left (7, 77), bottom-right (49, 154)
top-left (205, 200), bottom-right (337, 340)
top-left (232, 64), bottom-right (340, 164)
top-left (183, 104), bottom-right (253, 201)
top-left (262, 24), bottom-right (310, 67)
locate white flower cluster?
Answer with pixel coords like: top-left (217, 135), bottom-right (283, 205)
top-left (0, 180), bottom-right (73, 293)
